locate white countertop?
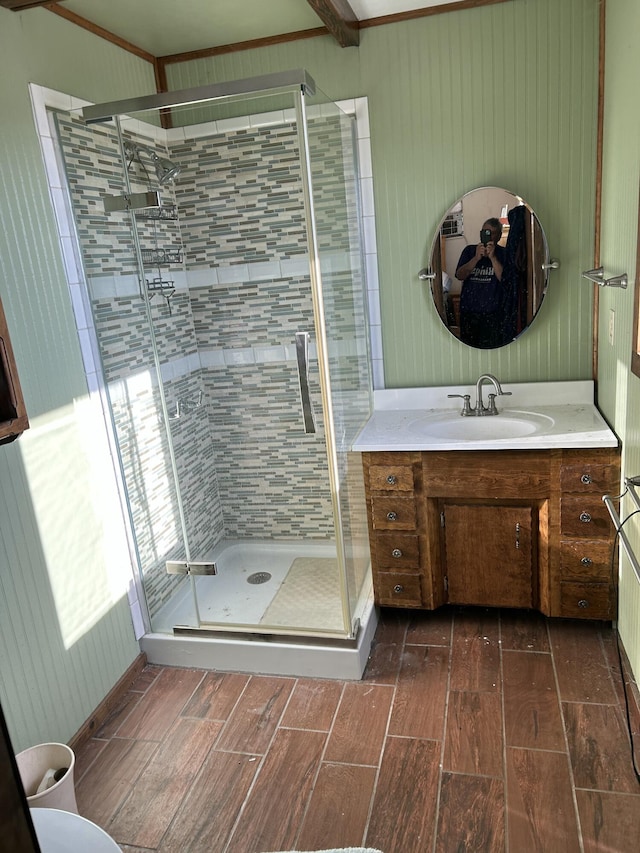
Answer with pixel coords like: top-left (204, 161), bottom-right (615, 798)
top-left (352, 381), bottom-right (619, 452)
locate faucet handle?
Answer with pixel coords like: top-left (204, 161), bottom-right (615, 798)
top-left (447, 394), bottom-right (473, 416)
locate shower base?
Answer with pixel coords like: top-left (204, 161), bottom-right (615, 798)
top-left (153, 539), bottom-right (347, 631)
top-left (141, 538), bottom-right (377, 680)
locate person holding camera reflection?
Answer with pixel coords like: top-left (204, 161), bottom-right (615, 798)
top-left (455, 217), bottom-right (506, 348)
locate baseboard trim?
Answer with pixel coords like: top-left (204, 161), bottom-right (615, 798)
top-left (616, 631), bottom-right (640, 753)
top-left (67, 653), bottom-right (147, 751)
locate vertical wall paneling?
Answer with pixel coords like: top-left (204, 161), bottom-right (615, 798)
top-left (166, 0), bottom-right (600, 389)
top-left (597, 0), bottom-right (640, 681)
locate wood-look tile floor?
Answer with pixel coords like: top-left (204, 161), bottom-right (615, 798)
top-left (73, 607), bottom-right (640, 852)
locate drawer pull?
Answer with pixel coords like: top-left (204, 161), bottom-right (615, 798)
top-left (581, 473), bottom-right (592, 484)
top-left (391, 548), bottom-right (403, 558)
top-left (387, 511), bottom-right (398, 521)
top-left (393, 584), bottom-right (404, 594)
top-left (578, 599), bottom-right (589, 608)
top-left (386, 475), bottom-right (397, 485)
top-left (579, 511), bottom-right (592, 523)
top-left (580, 556), bottom-right (593, 566)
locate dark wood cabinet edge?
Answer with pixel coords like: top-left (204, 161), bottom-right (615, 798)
top-left (0, 295), bottom-right (29, 444)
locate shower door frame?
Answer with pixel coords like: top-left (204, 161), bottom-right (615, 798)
top-left (77, 71), bottom-right (371, 641)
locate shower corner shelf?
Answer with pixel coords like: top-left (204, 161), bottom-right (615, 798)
top-left (141, 246), bottom-right (184, 266)
top-left (135, 204), bottom-right (178, 222)
top-left (146, 277), bottom-right (175, 296)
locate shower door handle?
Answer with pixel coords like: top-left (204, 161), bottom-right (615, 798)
top-left (295, 332), bottom-right (316, 434)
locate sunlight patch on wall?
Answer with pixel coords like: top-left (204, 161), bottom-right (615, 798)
top-left (19, 395), bottom-right (134, 649)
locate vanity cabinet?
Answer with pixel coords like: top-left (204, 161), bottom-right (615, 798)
top-left (0, 295), bottom-right (28, 445)
top-left (362, 447), bottom-right (620, 620)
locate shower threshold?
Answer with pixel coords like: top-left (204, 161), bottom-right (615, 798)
top-left (171, 619), bottom-right (361, 647)
top-left (140, 595), bottom-right (376, 680)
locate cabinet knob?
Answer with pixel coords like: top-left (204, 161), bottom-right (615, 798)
top-left (393, 584), bottom-right (404, 594)
top-left (581, 473), bottom-right (592, 484)
top-left (386, 474), bottom-right (397, 485)
top-left (391, 548), bottom-right (403, 558)
top-left (579, 511), bottom-right (592, 523)
top-left (580, 556), bottom-right (593, 566)
top-left (387, 511), bottom-right (398, 521)
top-left (578, 599), bottom-right (589, 608)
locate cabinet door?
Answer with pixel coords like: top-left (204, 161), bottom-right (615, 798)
top-left (443, 503), bottom-right (534, 608)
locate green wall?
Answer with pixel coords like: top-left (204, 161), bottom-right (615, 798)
top-left (597, 0), bottom-right (640, 682)
top-left (0, 9), bottom-right (155, 750)
top-left (167, 0), bottom-right (600, 387)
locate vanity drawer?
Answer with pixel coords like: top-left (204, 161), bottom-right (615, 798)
top-left (560, 540), bottom-right (612, 582)
top-left (560, 496), bottom-right (613, 538)
top-left (560, 582), bottom-right (615, 619)
top-left (371, 496), bottom-right (417, 530)
top-left (560, 463), bottom-right (619, 495)
top-left (374, 572), bottom-right (423, 607)
top-left (373, 533), bottom-right (420, 569)
top-left (369, 465), bottom-right (414, 492)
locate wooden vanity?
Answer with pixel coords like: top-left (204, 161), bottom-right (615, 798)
top-left (362, 447), bottom-right (621, 620)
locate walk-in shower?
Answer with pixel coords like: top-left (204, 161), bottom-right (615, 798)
top-left (47, 70), bottom-right (375, 671)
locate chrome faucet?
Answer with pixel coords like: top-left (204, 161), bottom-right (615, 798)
top-left (448, 373), bottom-right (512, 416)
top-left (474, 373), bottom-right (511, 415)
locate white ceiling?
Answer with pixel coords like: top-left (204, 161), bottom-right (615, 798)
top-left (52, 0), bottom-right (470, 57)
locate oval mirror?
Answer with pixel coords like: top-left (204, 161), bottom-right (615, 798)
top-left (428, 187), bottom-right (551, 349)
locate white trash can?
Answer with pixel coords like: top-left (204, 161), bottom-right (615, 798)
top-left (16, 742), bottom-right (78, 814)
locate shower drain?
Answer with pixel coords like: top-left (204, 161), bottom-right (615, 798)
top-left (247, 571), bottom-right (272, 585)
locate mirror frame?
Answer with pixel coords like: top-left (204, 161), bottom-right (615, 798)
top-left (428, 186), bottom-right (551, 349)
top-left (631, 185), bottom-right (640, 378)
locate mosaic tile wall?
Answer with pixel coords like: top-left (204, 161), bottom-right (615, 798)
top-left (55, 103), bottom-right (370, 621)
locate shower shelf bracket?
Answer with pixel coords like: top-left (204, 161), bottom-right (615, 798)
top-left (582, 267), bottom-right (628, 288)
top-left (135, 204), bottom-right (178, 221)
top-left (141, 247), bottom-right (184, 265)
top-left (168, 391), bottom-right (203, 421)
top-left (103, 190), bottom-right (160, 214)
top-left (146, 277), bottom-right (176, 314)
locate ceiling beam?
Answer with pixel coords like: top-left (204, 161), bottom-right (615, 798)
top-left (0, 0), bottom-right (52, 8)
top-left (306, 0), bottom-right (359, 47)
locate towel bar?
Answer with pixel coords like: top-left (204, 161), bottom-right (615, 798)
top-left (582, 266), bottom-right (628, 288)
top-left (603, 477), bottom-right (640, 584)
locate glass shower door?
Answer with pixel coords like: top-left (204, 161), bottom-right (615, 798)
top-left (119, 88), bottom-right (353, 637)
top-left (52, 73), bottom-right (372, 642)
top-left (301, 91), bottom-right (374, 626)
top-left (51, 108), bottom-right (203, 633)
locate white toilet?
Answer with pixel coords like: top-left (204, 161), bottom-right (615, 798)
top-left (30, 808), bottom-right (121, 852)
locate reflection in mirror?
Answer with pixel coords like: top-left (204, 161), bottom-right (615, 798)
top-left (429, 187), bottom-right (550, 349)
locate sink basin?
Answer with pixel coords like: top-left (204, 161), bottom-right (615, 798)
top-left (415, 410), bottom-right (556, 440)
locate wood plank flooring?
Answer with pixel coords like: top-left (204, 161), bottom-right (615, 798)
top-left (73, 607), bottom-right (640, 852)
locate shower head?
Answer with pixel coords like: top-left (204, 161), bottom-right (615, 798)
top-left (122, 139), bottom-right (181, 185)
top-left (152, 153), bottom-right (181, 185)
